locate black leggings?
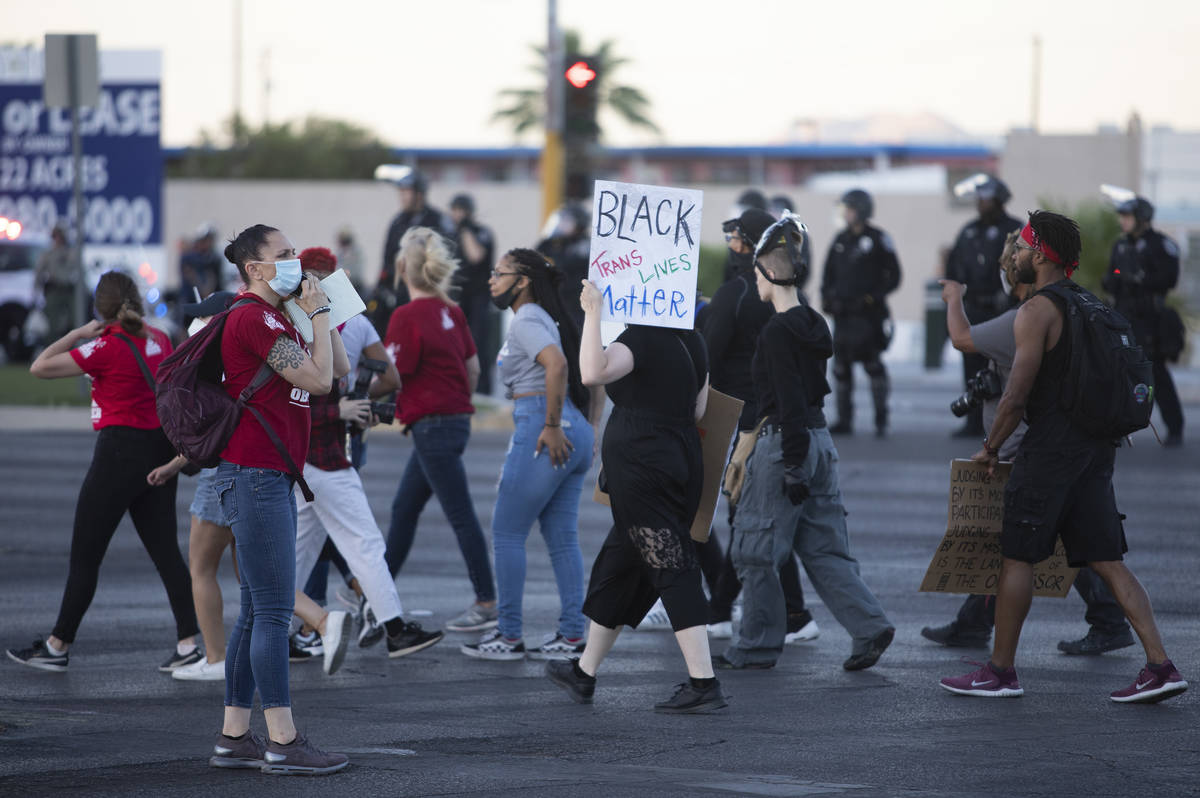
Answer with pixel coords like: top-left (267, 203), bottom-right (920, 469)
top-left (51, 426), bottom-right (198, 644)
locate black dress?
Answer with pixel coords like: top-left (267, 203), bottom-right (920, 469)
top-left (582, 325), bottom-right (710, 631)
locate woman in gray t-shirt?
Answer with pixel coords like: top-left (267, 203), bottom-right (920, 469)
top-left (459, 248), bottom-right (599, 662)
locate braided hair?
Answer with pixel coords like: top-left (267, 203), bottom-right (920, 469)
top-left (504, 248), bottom-right (590, 413)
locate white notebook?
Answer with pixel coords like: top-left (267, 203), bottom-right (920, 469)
top-left (284, 269), bottom-right (367, 343)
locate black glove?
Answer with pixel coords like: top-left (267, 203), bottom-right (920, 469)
top-left (783, 465), bottom-right (810, 506)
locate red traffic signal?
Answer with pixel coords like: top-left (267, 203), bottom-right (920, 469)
top-left (565, 60), bottom-right (596, 89)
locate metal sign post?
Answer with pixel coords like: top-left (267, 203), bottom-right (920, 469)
top-left (44, 33), bottom-right (99, 328)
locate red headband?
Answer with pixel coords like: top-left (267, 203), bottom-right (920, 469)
top-left (1020, 223), bottom-right (1077, 276)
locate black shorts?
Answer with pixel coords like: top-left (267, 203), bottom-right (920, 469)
top-left (1000, 443), bottom-right (1128, 567)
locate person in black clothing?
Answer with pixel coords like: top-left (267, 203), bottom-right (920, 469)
top-left (369, 167), bottom-right (456, 336)
top-left (704, 207), bottom-right (817, 643)
top-left (1102, 195), bottom-right (1185, 447)
top-left (545, 280), bottom-right (726, 714)
top-left (945, 175), bottom-right (1022, 438)
top-left (718, 213), bottom-right (894, 671)
top-left (822, 189), bottom-right (902, 437)
top-left (537, 204), bottom-right (591, 331)
top-left (940, 210), bottom-right (1186, 703)
top-left (449, 194), bottom-right (497, 395)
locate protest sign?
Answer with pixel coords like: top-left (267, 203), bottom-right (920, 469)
top-left (588, 180), bottom-right (703, 330)
top-left (920, 459), bottom-right (1077, 598)
top-left (594, 387), bottom-right (743, 543)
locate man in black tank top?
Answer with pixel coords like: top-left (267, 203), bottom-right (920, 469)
top-left (940, 211), bottom-right (1187, 704)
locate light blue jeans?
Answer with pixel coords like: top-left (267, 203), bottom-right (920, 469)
top-left (215, 462), bottom-right (296, 710)
top-left (492, 395), bottom-right (592, 641)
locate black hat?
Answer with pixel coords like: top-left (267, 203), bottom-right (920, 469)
top-left (736, 189), bottom-right (768, 210)
top-left (840, 188), bottom-right (874, 221)
top-left (450, 193), bottom-right (475, 214)
top-left (182, 290), bottom-right (235, 318)
top-left (723, 208), bottom-right (776, 247)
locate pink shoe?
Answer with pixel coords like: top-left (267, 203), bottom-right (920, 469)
top-left (940, 660), bottom-right (1023, 697)
top-left (1110, 660), bottom-right (1188, 704)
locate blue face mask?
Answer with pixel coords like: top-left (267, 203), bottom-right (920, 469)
top-left (264, 258), bottom-right (302, 297)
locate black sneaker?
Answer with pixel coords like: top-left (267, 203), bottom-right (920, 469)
top-left (289, 632), bottom-right (320, 663)
top-left (711, 653), bottom-right (773, 670)
top-left (386, 621), bottom-right (444, 658)
top-left (545, 658), bottom-right (595, 704)
top-left (6, 639), bottom-right (68, 672)
top-left (160, 647), bottom-right (203, 672)
top-left (209, 731), bottom-right (266, 769)
top-left (654, 680), bottom-right (728, 714)
top-left (920, 622), bottom-right (990, 648)
top-left (1057, 627), bottom-right (1136, 656)
top-left (261, 733), bottom-right (349, 776)
top-left (843, 627), bottom-right (895, 671)
top-left (357, 598), bottom-right (385, 649)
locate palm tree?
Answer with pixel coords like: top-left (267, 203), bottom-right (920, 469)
top-left (493, 30), bottom-right (660, 139)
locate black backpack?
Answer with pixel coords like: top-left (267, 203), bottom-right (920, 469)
top-left (1038, 281), bottom-right (1155, 440)
top-left (154, 298), bottom-right (314, 501)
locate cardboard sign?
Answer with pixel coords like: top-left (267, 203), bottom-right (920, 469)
top-left (920, 459), bottom-right (1078, 597)
top-left (588, 180), bottom-right (703, 330)
top-left (594, 387), bottom-right (744, 543)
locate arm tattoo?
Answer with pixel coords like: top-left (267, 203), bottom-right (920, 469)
top-left (266, 335), bottom-right (306, 373)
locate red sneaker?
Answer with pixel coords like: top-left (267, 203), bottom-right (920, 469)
top-left (940, 661), bottom-right (1023, 697)
top-left (1110, 660), bottom-right (1188, 704)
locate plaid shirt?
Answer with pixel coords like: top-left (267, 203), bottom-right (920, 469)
top-left (306, 383), bottom-right (351, 471)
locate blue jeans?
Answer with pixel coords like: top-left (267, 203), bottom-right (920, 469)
top-left (215, 462), bottom-right (296, 710)
top-left (385, 414), bottom-right (496, 602)
top-left (493, 396), bottom-right (591, 641)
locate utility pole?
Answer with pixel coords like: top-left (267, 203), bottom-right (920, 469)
top-left (233, 0), bottom-right (243, 138)
top-left (261, 47), bottom-right (271, 125)
top-left (1030, 35), bottom-right (1042, 133)
top-left (541, 0), bottom-right (564, 225)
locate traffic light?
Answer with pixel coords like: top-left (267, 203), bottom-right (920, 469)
top-left (563, 54), bottom-right (599, 201)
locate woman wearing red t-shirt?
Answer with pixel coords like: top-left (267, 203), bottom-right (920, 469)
top-left (383, 227), bottom-right (497, 631)
top-left (6, 271), bottom-right (199, 674)
top-left (208, 224), bottom-right (350, 775)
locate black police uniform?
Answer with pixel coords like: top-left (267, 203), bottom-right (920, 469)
top-left (537, 232), bottom-right (591, 331)
top-left (944, 211), bottom-right (1022, 434)
top-left (369, 206), bottom-right (457, 336)
top-left (1102, 228), bottom-right (1184, 439)
top-left (452, 218), bottom-right (497, 394)
top-left (820, 224), bottom-right (902, 434)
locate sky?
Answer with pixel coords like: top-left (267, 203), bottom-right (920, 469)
top-left (5, 0), bottom-right (1200, 148)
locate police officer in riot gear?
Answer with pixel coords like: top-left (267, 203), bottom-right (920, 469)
top-left (821, 189), bottom-right (901, 437)
top-left (369, 166), bottom-right (456, 336)
top-left (537, 204), bottom-right (592, 330)
top-left (1102, 195), bottom-right (1185, 446)
top-left (944, 175), bottom-right (1022, 438)
top-left (449, 193), bottom-right (497, 394)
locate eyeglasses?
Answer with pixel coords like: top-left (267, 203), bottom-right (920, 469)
top-left (723, 232), bottom-right (736, 242)
top-left (490, 269), bottom-right (520, 279)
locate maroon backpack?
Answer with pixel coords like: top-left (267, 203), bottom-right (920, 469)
top-left (155, 298), bottom-right (314, 501)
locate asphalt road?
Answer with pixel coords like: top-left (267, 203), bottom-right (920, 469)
top-left (1, 372), bottom-right (1198, 797)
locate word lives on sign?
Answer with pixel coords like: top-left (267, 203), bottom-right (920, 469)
top-left (588, 180), bottom-right (703, 330)
top-left (920, 459), bottom-right (1077, 598)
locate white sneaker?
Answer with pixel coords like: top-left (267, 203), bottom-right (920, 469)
top-left (321, 610), bottom-right (351, 675)
top-left (636, 599), bottom-right (672, 631)
top-left (784, 619), bottom-right (820, 644)
top-left (172, 658), bottom-right (226, 681)
top-left (706, 621), bottom-right (733, 639)
top-left (460, 629), bottom-right (525, 661)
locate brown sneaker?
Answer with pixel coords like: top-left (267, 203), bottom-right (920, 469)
top-left (209, 731), bottom-right (266, 769)
top-left (261, 733), bottom-right (349, 776)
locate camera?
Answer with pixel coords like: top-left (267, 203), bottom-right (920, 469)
top-left (950, 367), bottom-right (1003, 417)
top-left (348, 357), bottom-right (395, 427)
top-left (369, 400), bottom-right (396, 426)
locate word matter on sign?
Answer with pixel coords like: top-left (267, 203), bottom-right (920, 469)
top-left (588, 179), bottom-right (703, 331)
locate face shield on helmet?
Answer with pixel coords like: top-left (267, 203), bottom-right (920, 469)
top-left (753, 212), bottom-right (810, 287)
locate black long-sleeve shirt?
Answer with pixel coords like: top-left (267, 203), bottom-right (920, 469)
top-left (703, 271), bottom-right (773, 430)
top-left (1102, 228), bottom-right (1180, 320)
top-left (751, 304), bottom-right (833, 468)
